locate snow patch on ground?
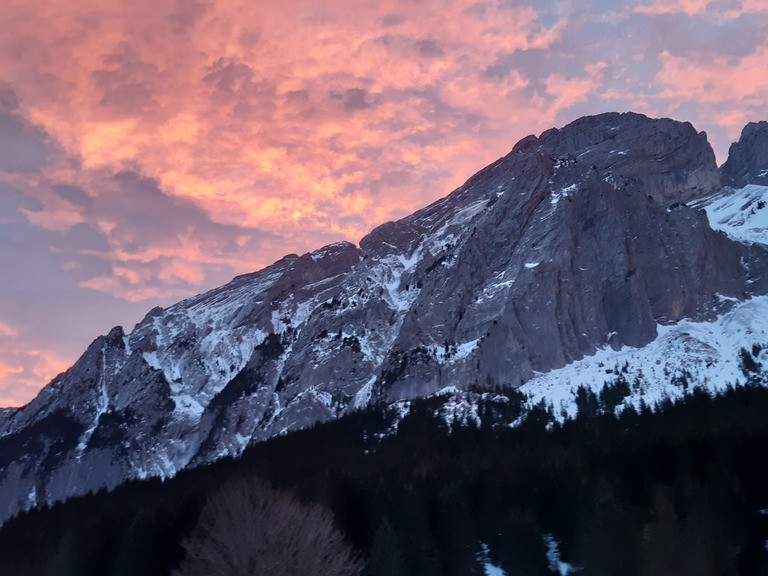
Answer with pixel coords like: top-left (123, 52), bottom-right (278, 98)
top-left (434, 389), bottom-right (511, 429)
top-left (478, 543), bottom-right (508, 576)
top-left (436, 390), bottom-right (481, 428)
top-left (544, 534), bottom-right (579, 575)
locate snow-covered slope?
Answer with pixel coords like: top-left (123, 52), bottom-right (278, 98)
top-left (696, 184), bottom-right (768, 246)
top-left (520, 292), bottom-right (768, 421)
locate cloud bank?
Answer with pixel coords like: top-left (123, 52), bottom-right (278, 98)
top-left (1, 0), bottom-right (768, 405)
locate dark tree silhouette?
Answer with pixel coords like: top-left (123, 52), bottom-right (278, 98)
top-left (174, 477), bottom-right (363, 576)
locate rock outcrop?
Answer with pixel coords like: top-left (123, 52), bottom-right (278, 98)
top-left (721, 121), bottom-right (768, 188)
top-left (1, 112), bottom-right (767, 525)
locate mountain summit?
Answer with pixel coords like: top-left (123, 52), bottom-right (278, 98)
top-left (1, 112), bottom-right (767, 524)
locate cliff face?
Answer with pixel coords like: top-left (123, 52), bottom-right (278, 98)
top-left (1, 112), bottom-right (767, 525)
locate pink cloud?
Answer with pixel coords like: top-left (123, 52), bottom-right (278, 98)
top-left (654, 46), bottom-right (768, 156)
top-left (0, 348), bottom-right (71, 408)
top-left (1, 0), bottom-right (768, 404)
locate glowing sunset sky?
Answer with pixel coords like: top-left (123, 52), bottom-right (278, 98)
top-left (1, 0), bottom-right (768, 406)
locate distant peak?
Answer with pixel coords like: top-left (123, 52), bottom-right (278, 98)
top-left (722, 120), bottom-right (768, 188)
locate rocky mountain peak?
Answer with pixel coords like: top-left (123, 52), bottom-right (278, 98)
top-left (721, 120), bottom-right (768, 188)
top-left (522, 112), bottom-right (720, 203)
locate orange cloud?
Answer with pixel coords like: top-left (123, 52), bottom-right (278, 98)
top-left (0, 350), bottom-right (71, 408)
top-left (0, 362), bottom-right (23, 380)
top-left (2, 0), bottom-right (768, 405)
top-left (4, 0), bottom-right (554, 241)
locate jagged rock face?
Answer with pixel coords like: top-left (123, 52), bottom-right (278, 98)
top-left (1, 112), bottom-right (767, 525)
top-left (721, 121), bottom-right (768, 188)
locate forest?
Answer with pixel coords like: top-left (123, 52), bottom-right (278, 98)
top-left (2, 350), bottom-right (768, 575)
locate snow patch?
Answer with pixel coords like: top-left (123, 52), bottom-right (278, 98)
top-left (477, 271), bottom-right (515, 302)
top-left (370, 250), bottom-right (422, 314)
top-left (170, 389), bottom-right (205, 419)
top-left (453, 339), bottom-right (480, 361)
top-left (353, 375), bottom-right (378, 409)
top-left (551, 183), bottom-right (577, 205)
top-left (478, 543), bottom-right (508, 576)
top-left (544, 534), bottom-right (579, 575)
top-left (698, 184), bottom-right (768, 246)
top-left (445, 198), bottom-right (490, 228)
top-left (436, 393), bottom-right (481, 428)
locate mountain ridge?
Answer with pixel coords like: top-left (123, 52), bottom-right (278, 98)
top-left (1, 111), bottom-right (768, 525)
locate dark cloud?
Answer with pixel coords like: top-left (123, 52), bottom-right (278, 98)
top-left (343, 88), bottom-right (372, 111)
top-left (167, 0), bottom-right (210, 30)
top-left (485, 48), bottom-right (574, 80)
top-left (0, 209), bottom-right (160, 395)
top-left (464, 3), bottom-right (487, 18)
top-left (97, 171), bottom-right (276, 258)
top-left (482, 4), bottom-right (768, 122)
top-left (381, 14), bottom-right (404, 27)
top-left (53, 184), bottom-right (92, 207)
top-left (3, 0), bottom-right (768, 406)
top-left (203, 58), bottom-right (276, 116)
top-left (92, 43), bottom-right (162, 116)
top-left (0, 83), bottom-right (20, 112)
top-left (416, 39), bottom-right (444, 58)
top-left (0, 109), bottom-right (50, 173)
top-left (204, 58), bottom-right (255, 95)
top-left (285, 89), bottom-right (310, 105)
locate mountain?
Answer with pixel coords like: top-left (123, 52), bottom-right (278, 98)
top-left (1, 112), bottom-right (768, 526)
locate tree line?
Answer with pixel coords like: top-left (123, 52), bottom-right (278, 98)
top-left (2, 354), bottom-right (768, 575)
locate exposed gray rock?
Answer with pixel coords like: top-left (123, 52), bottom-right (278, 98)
top-left (721, 121), bottom-right (768, 188)
top-left (1, 112), bottom-right (767, 525)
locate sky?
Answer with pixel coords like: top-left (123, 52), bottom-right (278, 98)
top-left (1, 0), bottom-right (768, 407)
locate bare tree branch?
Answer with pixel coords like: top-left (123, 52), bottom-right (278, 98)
top-left (174, 477), bottom-right (364, 576)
